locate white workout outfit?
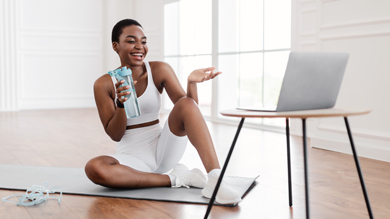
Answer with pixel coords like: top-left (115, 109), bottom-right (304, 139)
top-left (107, 62), bottom-right (241, 204)
top-left (108, 61), bottom-right (188, 174)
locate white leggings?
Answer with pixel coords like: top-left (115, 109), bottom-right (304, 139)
top-left (108, 120), bottom-right (188, 174)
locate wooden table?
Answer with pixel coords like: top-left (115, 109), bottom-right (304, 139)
top-left (204, 107), bottom-right (374, 219)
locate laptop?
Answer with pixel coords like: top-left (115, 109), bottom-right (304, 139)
top-left (237, 52), bottom-right (349, 112)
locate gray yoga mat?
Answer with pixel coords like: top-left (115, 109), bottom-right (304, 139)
top-left (0, 164), bottom-right (258, 206)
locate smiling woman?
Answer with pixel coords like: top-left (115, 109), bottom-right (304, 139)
top-left (112, 19), bottom-right (148, 65)
top-left (84, 19), bottom-right (241, 205)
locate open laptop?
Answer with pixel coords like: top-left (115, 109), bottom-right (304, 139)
top-left (237, 52), bottom-right (349, 112)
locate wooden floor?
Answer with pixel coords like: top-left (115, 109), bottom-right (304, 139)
top-left (0, 108), bottom-right (389, 219)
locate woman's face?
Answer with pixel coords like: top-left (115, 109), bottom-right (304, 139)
top-left (113, 25), bottom-right (148, 67)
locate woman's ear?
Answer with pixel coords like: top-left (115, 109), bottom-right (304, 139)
top-left (112, 42), bottom-right (118, 53)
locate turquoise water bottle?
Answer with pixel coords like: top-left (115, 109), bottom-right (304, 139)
top-left (109, 67), bottom-right (141, 119)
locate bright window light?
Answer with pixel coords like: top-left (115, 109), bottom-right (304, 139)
top-left (164, 0), bottom-right (291, 127)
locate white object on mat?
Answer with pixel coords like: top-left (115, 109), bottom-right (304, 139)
top-left (169, 163), bottom-right (207, 188)
top-left (202, 169), bottom-right (242, 204)
top-left (2, 182), bottom-right (62, 206)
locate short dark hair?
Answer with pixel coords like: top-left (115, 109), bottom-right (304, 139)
top-left (111, 19), bottom-right (143, 43)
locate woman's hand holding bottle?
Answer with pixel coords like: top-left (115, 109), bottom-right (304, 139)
top-left (115, 80), bottom-right (137, 104)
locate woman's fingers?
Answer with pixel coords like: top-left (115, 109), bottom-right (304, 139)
top-left (204, 68), bottom-right (221, 78)
top-left (205, 72), bottom-right (212, 80)
top-left (210, 71), bottom-right (222, 79)
top-left (118, 97), bottom-right (128, 103)
top-left (203, 67), bottom-right (216, 72)
top-left (115, 80), bottom-right (124, 88)
top-left (118, 85), bottom-right (130, 93)
top-left (116, 80), bottom-right (137, 87)
top-left (117, 91), bottom-right (130, 103)
top-left (117, 90), bottom-right (131, 97)
top-left (113, 80), bottom-right (130, 103)
top-left (203, 70), bottom-right (221, 81)
top-left (115, 81), bottom-right (130, 92)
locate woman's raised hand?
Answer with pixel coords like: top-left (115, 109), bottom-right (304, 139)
top-left (188, 67), bottom-right (222, 83)
top-left (115, 80), bottom-right (137, 104)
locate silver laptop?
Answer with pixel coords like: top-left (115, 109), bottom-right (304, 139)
top-left (237, 52), bottom-right (349, 112)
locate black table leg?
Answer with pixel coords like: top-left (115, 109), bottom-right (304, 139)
top-left (344, 117), bottom-right (374, 219)
top-left (302, 118), bottom-right (310, 219)
top-left (286, 118), bottom-right (293, 207)
top-left (204, 118), bottom-right (246, 219)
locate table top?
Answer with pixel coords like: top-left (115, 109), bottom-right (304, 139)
top-left (220, 107), bottom-right (371, 119)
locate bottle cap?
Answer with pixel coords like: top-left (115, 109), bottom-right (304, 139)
top-left (118, 67), bottom-right (132, 77)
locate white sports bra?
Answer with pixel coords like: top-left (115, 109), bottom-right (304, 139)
top-left (110, 61), bottom-right (161, 126)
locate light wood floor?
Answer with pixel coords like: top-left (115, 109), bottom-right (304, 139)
top-left (0, 108), bottom-right (389, 219)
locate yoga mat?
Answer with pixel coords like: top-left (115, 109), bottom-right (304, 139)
top-left (0, 164), bottom-right (258, 206)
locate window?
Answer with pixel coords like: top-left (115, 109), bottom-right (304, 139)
top-left (164, 0), bottom-right (291, 127)
top-left (163, 0), bottom-right (212, 116)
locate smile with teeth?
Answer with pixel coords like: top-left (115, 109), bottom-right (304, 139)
top-left (131, 53), bottom-right (144, 60)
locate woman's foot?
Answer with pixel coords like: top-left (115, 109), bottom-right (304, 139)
top-left (169, 163), bottom-right (207, 188)
top-left (201, 169), bottom-right (242, 204)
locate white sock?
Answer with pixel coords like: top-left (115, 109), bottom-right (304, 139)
top-left (208, 168), bottom-right (221, 176)
top-left (168, 174), bottom-right (177, 186)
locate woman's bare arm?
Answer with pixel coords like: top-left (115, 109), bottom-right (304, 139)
top-left (151, 62), bottom-right (187, 104)
top-left (186, 67), bottom-right (221, 104)
top-left (151, 62), bottom-right (221, 105)
top-left (93, 75), bottom-right (127, 141)
top-left (186, 81), bottom-right (199, 104)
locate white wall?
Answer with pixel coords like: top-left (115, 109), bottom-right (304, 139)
top-left (133, 0), bottom-right (165, 62)
top-left (0, 0), bottom-right (134, 111)
top-left (1, 0), bottom-right (19, 111)
top-left (103, 0), bottom-right (136, 72)
top-left (291, 0), bottom-right (390, 162)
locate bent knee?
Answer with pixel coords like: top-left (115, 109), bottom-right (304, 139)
top-left (85, 156), bottom-right (118, 184)
top-left (174, 97), bottom-right (198, 110)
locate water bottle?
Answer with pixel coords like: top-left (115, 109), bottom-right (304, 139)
top-left (108, 67), bottom-right (141, 119)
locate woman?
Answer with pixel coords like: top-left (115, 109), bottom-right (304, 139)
top-left (85, 19), bottom-right (240, 204)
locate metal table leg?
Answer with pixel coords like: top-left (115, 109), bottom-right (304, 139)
top-left (344, 117), bottom-right (374, 219)
top-left (302, 118), bottom-right (310, 219)
top-left (204, 118), bottom-right (246, 219)
top-left (286, 118), bottom-right (293, 207)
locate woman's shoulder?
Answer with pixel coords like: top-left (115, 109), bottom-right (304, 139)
top-left (94, 74), bottom-right (115, 96)
top-left (149, 61), bottom-right (172, 70)
top-left (149, 61), bottom-right (173, 73)
top-left (95, 74), bottom-right (112, 87)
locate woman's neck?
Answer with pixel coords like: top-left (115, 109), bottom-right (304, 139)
top-left (127, 63), bottom-right (145, 80)
top-left (121, 64), bottom-right (145, 80)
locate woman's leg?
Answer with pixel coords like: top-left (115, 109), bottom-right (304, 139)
top-left (85, 97), bottom-right (219, 188)
top-left (166, 99), bottom-right (242, 204)
top-left (85, 155), bottom-right (171, 188)
top-left (168, 97), bottom-right (220, 173)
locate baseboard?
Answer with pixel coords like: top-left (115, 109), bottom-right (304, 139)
top-left (311, 137), bottom-right (390, 162)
